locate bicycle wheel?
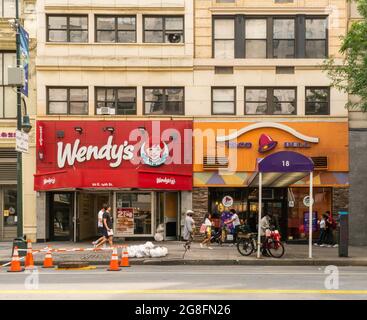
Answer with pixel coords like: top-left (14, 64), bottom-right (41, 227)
top-left (237, 238), bottom-right (254, 256)
top-left (266, 240), bottom-right (285, 258)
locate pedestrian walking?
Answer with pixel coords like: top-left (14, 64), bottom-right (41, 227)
top-left (96, 205), bottom-right (114, 248)
top-left (314, 213), bottom-right (327, 246)
top-left (200, 213), bottom-right (213, 249)
top-left (183, 209), bottom-right (195, 251)
top-left (325, 211), bottom-right (338, 248)
top-left (92, 204), bottom-right (107, 247)
top-left (225, 209), bottom-right (241, 246)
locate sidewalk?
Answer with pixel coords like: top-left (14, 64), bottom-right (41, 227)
top-left (1, 241), bottom-right (367, 266)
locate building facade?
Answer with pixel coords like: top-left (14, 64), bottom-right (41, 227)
top-left (190, 0), bottom-right (349, 242)
top-left (348, 0), bottom-right (367, 245)
top-left (0, 0), bottom-right (37, 241)
top-left (23, 0), bottom-right (351, 244)
top-left (34, 0), bottom-right (195, 242)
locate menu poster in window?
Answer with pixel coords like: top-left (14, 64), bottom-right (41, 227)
top-left (303, 211), bottom-right (318, 233)
top-left (116, 208), bottom-right (134, 235)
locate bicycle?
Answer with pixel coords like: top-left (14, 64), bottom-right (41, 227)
top-left (236, 228), bottom-right (285, 258)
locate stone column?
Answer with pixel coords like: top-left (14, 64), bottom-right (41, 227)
top-left (192, 187), bottom-right (209, 241)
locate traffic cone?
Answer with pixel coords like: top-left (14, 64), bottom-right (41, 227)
top-left (120, 245), bottom-right (130, 267)
top-left (107, 247), bottom-right (121, 271)
top-left (42, 247), bottom-right (54, 268)
top-left (8, 246), bottom-right (24, 272)
top-left (25, 240), bottom-right (35, 270)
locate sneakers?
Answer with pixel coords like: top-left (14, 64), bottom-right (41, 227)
top-left (333, 244), bottom-right (339, 248)
top-left (314, 243), bottom-right (319, 246)
top-left (320, 244), bottom-right (326, 247)
top-left (229, 243), bottom-right (234, 247)
top-left (207, 247), bottom-right (213, 250)
top-left (200, 243), bottom-right (204, 248)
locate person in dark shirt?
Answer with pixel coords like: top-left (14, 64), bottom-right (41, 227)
top-left (96, 205), bottom-right (114, 248)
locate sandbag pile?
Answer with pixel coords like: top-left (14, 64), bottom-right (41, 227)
top-left (127, 241), bottom-right (168, 258)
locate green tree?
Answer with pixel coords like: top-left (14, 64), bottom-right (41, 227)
top-left (323, 0), bottom-right (367, 111)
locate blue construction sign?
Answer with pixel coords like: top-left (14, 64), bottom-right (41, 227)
top-left (19, 25), bottom-right (29, 97)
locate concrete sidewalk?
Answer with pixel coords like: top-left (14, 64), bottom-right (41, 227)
top-left (1, 241), bottom-right (367, 267)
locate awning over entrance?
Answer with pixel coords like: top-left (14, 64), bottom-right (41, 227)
top-left (248, 151), bottom-right (314, 187)
top-left (248, 151), bottom-right (315, 259)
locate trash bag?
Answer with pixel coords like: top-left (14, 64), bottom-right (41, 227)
top-left (154, 233), bottom-right (164, 242)
top-left (145, 241), bottom-right (155, 249)
top-left (156, 224), bottom-right (165, 233)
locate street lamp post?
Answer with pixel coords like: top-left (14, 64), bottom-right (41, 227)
top-left (15, 0), bottom-right (23, 238)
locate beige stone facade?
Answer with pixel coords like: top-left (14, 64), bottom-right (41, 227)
top-left (0, 0), bottom-right (37, 241)
top-left (21, 0), bottom-right (352, 241)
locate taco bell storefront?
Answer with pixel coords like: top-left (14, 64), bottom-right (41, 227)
top-left (34, 120), bottom-right (193, 242)
top-left (193, 121), bottom-right (349, 243)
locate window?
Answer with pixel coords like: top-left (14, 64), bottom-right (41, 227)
top-left (212, 87), bottom-right (236, 115)
top-left (47, 87), bottom-right (88, 115)
top-left (144, 87), bottom-right (184, 115)
top-left (245, 19), bottom-right (267, 58)
top-left (116, 193), bottom-right (152, 236)
top-left (213, 15), bottom-right (328, 59)
top-left (305, 87), bottom-right (329, 115)
top-left (245, 87), bottom-right (296, 115)
top-left (47, 15), bottom-right (88, 42)
top-left (96, 87), bottom-right (136, 115)
top-left (1, 0), bottom-right (16, 17)
top-left (305, 18), bottom-right (327, 58)
top-left (273, 18), bottom-right (295, 58)
top-left (0, 52), bottom-right (17, 118)
top-left (95, 16), bottom-right (136, 43)
top-left (143, 16), bottom-right (184, 43)
top-left (214, 18), bottom-right (235, 58)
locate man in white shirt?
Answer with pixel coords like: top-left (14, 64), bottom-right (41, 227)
top-left (92, 204), bottom-right (107, 247)
top-left (225, 209), bottom-right (241, 245)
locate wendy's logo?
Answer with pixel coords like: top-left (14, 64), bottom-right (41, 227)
top-left (258, 134), bottom-right (278, 153)
top-left (140, 142), bottom-right (169, 167)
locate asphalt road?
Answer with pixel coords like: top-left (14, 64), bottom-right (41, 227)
top-left (0, 265), bottom-right (366, 300)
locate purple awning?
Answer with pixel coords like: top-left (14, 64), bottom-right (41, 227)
top-left (258, 151), bottom-right (314, 173)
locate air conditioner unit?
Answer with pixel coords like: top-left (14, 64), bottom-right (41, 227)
top-left (167, 33), bottom-right (182, 43)
top-left (100, 107), bottom-right (110, 115)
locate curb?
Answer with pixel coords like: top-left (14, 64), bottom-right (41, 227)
top-left (2, 259), bottom-right (367, 267)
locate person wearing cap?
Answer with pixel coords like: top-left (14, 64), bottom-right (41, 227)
top-left (183, 210), bottom-right (195, 250)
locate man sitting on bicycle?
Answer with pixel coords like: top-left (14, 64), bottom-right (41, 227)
top-left (260, 212), bottom-right (273, 256)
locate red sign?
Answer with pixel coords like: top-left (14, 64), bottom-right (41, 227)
top-left (34, 120), bottom-right (193, 191)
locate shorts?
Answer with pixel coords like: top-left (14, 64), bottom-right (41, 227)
top-left (97, 227), bottom-right (104, 236)
top-left (102, 228), bottom-right (110, 238)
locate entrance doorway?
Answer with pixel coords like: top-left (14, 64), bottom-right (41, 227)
top-left (77, 192), bottom-right (110, 242)
top-left (0, 186), bottom-right (17, 241)
top-left (49, 193), bottom-right (73, 241)
top-left (156, 192), bottom-right (180, 240)
top-left (248, 200), bottom-right (287, 239)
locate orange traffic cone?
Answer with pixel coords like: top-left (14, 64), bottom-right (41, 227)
top-left (25, 240), bottom-right (35, 270)
top-left (107, 247), bottom-right (121, 271)
top-left (8, 246), bottom-right (24, 272)
top-left (42, 247), bottom-right (54, 268)
top-left (120, 245), bottom-right (130, 268)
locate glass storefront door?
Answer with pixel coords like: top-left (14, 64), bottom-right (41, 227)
top-left (49, 193), bottom-right (73, 241)
top-left (1, 187), bottom-right (17, 240)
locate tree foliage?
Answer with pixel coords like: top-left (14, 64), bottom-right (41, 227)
top-left (323, 0), bottom-right (367, 111)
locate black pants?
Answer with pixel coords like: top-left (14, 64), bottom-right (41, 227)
top-left (233, 225), bottom-right (240, 244)
top-left (317, 229), bottom-right (327, 245)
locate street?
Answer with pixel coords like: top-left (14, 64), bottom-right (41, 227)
top-left (0, 265), bottom-right (366, 300)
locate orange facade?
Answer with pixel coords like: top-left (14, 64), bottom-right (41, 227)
top-left (193, 121), bottom-right (349, 173)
